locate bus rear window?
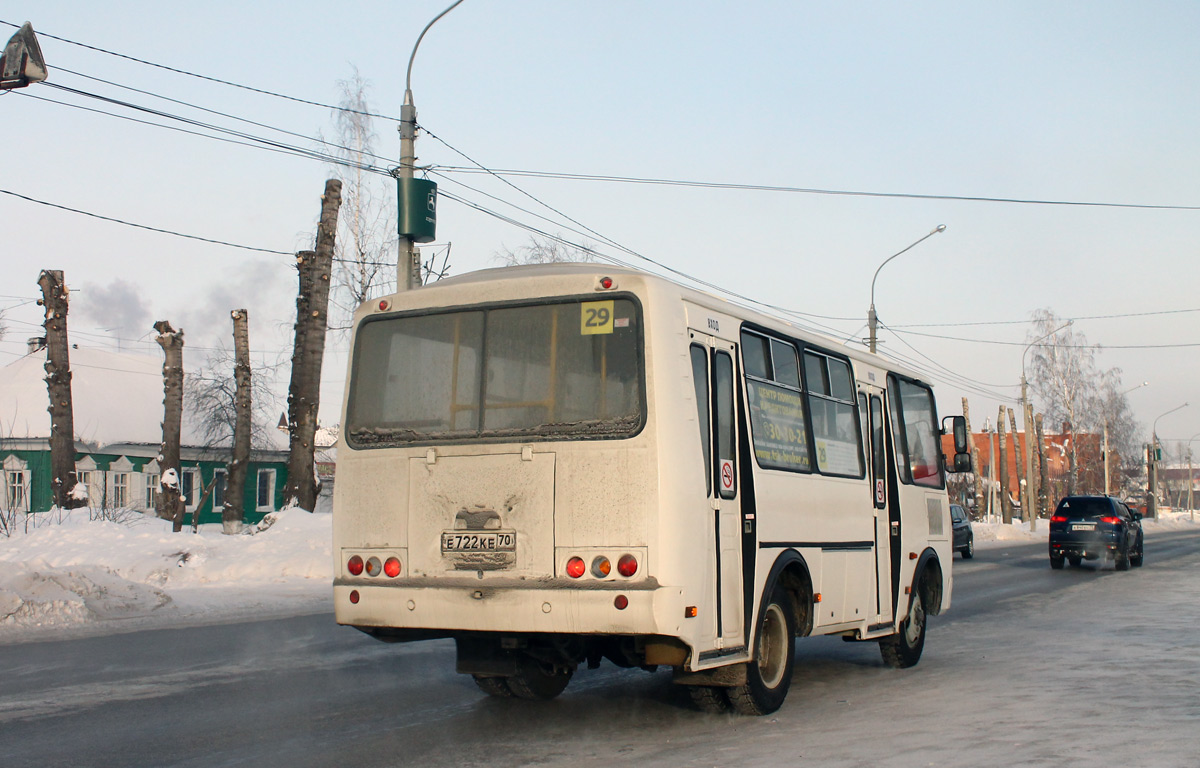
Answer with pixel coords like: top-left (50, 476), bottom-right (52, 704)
top-left (346, 298), bottom-right (643, 446)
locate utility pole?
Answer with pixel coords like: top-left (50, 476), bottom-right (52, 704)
top-left (37, 270), bottom-right (85, 510)
top-left (395, 1), bottom-right (464, 291)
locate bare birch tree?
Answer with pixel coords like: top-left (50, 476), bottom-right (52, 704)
top-left (494, 235), bottom-right (597, 266)
top-left (320, 70), bottom-right (396, 328)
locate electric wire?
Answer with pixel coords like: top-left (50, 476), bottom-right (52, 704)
top-left (0, 19), bottom-right (396, 121)
top-left (433, 165), bottom-right (1200, 212)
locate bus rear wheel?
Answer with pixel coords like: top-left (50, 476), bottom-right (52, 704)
top-left (505, 656), bottom-right (573, 700)
top-left (727, 585), bottom-right (796, 715)
top-left (472, 675), bottom-right (514, 698)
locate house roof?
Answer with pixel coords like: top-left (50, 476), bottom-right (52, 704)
top-left (0, 345), bottom-right (284, 451)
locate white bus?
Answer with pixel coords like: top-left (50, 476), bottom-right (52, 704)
top-left (333, 263), bottom-right (970, 715)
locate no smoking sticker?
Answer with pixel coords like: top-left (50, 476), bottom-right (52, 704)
top-left (720, 459), bottom-right (735, 492)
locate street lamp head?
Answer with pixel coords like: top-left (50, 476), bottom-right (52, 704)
top-left (934, 224), bottom-right (947, 233)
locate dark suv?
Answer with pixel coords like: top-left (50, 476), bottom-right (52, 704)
top-left (1049, 495), bottom-right (1143, 570)
top-left (950, 504), bottom-right (974, 559)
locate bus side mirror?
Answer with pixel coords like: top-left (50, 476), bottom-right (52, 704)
top-left (942, 415), bottom-right (971, 474)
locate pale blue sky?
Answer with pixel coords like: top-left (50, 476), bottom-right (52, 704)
top-left (3, 1), bottom-right (1199, 449)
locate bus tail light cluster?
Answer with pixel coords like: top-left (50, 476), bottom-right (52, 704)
top-left (565, 552), bottom-right (639, 580)
top-left (346, 553), bottom-right (402, 578)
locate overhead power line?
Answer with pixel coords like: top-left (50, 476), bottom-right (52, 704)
top-left (0, 19), bottom-right (396, 121)
top-left (432, 165), bottom-right (1200, 213)
top-left (0, 188), bottom-right (291, 254)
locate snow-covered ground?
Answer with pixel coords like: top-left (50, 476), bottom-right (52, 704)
top-left (0, 508), bottom-right (332, 644)
top-left (2, 506), bottom-right (1197, 645)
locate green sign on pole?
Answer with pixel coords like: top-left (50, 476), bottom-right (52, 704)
top-left (398, 177), bottom-right (437, 243)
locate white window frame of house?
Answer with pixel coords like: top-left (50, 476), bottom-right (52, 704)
top-left (112, 472), bottom-right (129, 508)
top-left (141, 459), bottom-right (160, 510)
top-left (76, 456), bottom-right (99, 506)
top-left (109, 456), bottom-right (133, 509)
top-left (256, 468), bottom-right (276, 512)
top-left (182, 467), bottom-right (201, 512)
top-left (212, 468), bottom-right (228, 511)
top-left (3, 455), bottom-right (31, 513)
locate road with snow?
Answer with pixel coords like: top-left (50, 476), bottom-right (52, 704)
top-left (3, 530), bottom-right (1200, 768)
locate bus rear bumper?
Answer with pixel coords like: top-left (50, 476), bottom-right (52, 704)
top-left (333, 581), bottom-right (687, 638)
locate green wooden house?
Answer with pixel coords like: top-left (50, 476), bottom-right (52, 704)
top-left (1, 341), bottom-right (289, 525)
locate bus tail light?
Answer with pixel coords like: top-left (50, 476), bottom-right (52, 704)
top-left (591, 556), bottom-right (612, 578)
top-left (614, 595), bottom-right (628, 610)
top-left (617, 554), bottom-right (638, 577)
top-left (384, 557), bottom-right (402, 578)
top-left (347, 555), bottom-right (364, 576)
top-left (365, 556), bottom-right (382, 577)
top-left (566, 557), bottom-right (586, 579)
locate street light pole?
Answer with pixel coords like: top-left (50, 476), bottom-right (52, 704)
top-left (1104, 381), bottom-right (1148, 496)
top-left (1150, 402), bottom-right (1189, 519)
top-left (396, 0), bottom-right (465, 291)
top-left (868, 225), bottom-right (946, 354)
top-left (1021, 320), bottom-right (1071, 530)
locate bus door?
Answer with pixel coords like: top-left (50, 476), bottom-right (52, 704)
top-left (861, 388), bottom-right (895, 626)
top-left (689, 337), bottom-right (745, 651)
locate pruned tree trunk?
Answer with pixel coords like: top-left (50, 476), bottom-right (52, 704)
top-left (224, 309), bottom-right (251, 535)
top-left (1007, 407), bottom-right (1026, 521)
top-left (1036, 414), bottom-right (1050, 518)
top-left (285, 179), bottom-right (341, 512)
top-left (962, 398), bottom-right (983, 519)
top-left (192, 476), bottom-right (218, 533)
top-left (154, 321), bottom-right (186, 531)
top-left (37, 270), bottom-right (85, 510)
top-left (998, 406), bottom-right (1012, 524)
top-left (1064, 419), bottom-right (1078, 496)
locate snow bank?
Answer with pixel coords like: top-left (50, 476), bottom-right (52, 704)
top-left (0, 508), bottom-right (332, 642)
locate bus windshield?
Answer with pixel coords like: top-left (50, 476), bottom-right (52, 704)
top-left (346, 298), bottom-right (643, 446)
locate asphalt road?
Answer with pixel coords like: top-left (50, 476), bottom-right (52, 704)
top-left (2, 528), bottom-right (1198, 768)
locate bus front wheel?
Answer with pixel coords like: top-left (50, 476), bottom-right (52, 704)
top-left (727, 584), bottom-right (796, 715)
top-left (879, 589), bottom-right (926, 669)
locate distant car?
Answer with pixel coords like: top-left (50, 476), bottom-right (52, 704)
top-left (1048, 495), bottom-right (1143, 570)
top-left (950, 503), bottom-right (974, 559)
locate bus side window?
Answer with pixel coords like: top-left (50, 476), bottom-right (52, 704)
top-left (714, 351), bottom-right (737, 499)
top-left (690, 345), bottom-right (712, 497)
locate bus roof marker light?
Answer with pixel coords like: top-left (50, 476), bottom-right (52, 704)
top-left (596, 276), bottom-right (615, 290)
top-left (378, 299), bottom-right (390, 311)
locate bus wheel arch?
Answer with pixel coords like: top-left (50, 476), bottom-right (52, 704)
top-left (763, 549), bottom-right (815, 639)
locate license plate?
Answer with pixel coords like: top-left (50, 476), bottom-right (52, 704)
top-left (1071, 524), bottom-right (1095, 531)
top-left (442, 531), bottom-right (517, 552)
